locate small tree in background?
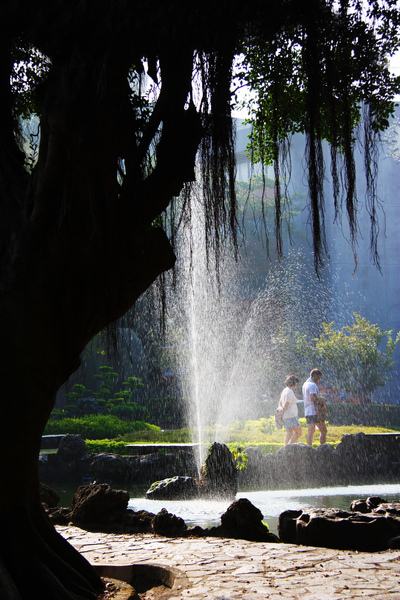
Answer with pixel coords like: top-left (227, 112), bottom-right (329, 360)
top-left (93, 365), bottom-right (119, 403)
top-left (313, 314), bottom-right (400, 403)
top-left (52, 367), bottom-right (147, 420)
top-left (265, 314), bottom-right (400, 404)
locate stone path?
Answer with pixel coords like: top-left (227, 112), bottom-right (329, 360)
top-left (59, 526), bottom-right (400, 599)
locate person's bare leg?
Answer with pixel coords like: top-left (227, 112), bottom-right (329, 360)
top-left (307, 424), bottom-right (315, 446)
top-left (284, 428), bottom-right (292, 445)
top-left (318, 422), bottom-right (327, 444)
top-left (289, 424), bottom-right (302, 444)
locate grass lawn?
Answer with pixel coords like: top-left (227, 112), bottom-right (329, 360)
top-left (120, 417), bottom-right (400, 452)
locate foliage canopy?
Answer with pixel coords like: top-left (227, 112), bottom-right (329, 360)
top-left (235, 0), bottom-right (400, 270)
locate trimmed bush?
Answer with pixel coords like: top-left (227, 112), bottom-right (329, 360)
top-left (44, 414), bottom-right (160, 439)
top-left (326, 403), bottom-right (400, 428)
top-left (85, 439), bottom-right (132, 454)
top-left (108, 403), bottom-right (150, 422)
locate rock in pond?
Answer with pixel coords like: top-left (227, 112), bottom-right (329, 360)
top-left (146, 476), bottom-right (199, 500)
top-left (278, 499), bottom-right (400, 551)
top-left (57, 433), bottom-right (87, 461)
top-left (40, 482), bottom-right (60, 508)
top-left (199, 442), bottom-right (237, 500)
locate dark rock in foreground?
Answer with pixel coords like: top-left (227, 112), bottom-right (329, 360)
top-left (71, 483), bottom-right (129, 526)
top-left (45, 483), bottom-right (278, 542)
top-left (45, 482), bottom-right (400, 551)
top-left (278, 498), bottom-right (400, 551)
top-left (124, 509), bottom-right (155, 533)
top-left (152, 508), bottom-right (187, 535)
top-left (40, 482), bottom-right (60, 508)
top-left (214, 497), bottom-right (279, 542)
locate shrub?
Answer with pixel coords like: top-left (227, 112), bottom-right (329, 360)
top-left (85, 439), bottom-right (132, 454)
top-left (43, 414), bottom-right (160, 439)
top-left (326, 403), bottom-right (400, 428)
top-left (108, 402), bottom-right (150, 422)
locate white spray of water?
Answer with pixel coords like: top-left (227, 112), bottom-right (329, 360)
top-left (166, 185), bottom-right (366, 472)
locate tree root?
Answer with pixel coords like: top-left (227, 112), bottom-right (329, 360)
top-left (0, 509), bottom-right (104, 600)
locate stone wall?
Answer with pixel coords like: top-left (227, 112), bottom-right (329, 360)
top-left (39, 434), bottom-right (198, 486)
top-left (39, 433), bottom-right (400, 490)
top-left (239, 433), bottom-right (400, 490)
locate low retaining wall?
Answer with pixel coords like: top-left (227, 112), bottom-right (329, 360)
top-left (239, 432), bottom-right (400, 490)
top-left (39, 432), bottom-right (400, 490)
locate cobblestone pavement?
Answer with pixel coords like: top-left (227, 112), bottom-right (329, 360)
top-left (59, 526), bottom-right (400, 599)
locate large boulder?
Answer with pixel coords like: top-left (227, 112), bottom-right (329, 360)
top-left (278, 505), bottom-right (400, 551)
top-left (199, 442), bottom-right (237, 499)
top-left (217, 498), bottom-right (279, 542)
top-left (57, 434), bottom-right (87, 461)
top-left (152, 508), bottom-right (187, 535)
top-left (146, 476), bottom-right (199, 500)
top-left (70, 483), bottom-right (129, 526)
top-left (90, 453), bottom-right (129, 483)
top-left (124, 509), bottom-right (155, 533)
top-left (238, 447), bottom-right (267, 489)
top-left (40, 482), bottom-right (60, 508)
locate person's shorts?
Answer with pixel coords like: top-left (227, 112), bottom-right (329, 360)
top-left (306, 415), bottom-right (319, 425)
top-left (283, 416), bottom-right (300, 429)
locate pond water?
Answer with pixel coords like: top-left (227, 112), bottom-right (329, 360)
top-left (53, 483), bottom-right (400, 536)
top-left (128, 483), bottom-right (400, 535)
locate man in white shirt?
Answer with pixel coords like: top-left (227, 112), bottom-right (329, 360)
top-left (302, 368), bottom-right (327, 446)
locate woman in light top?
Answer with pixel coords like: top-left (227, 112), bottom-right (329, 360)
top-left (278, 375), bottom-right (302, 445)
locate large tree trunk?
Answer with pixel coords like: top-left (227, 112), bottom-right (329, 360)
top-left (0, 3), bottom-right (218, 596)
top-left (0, 217), bottom-right (175, 598)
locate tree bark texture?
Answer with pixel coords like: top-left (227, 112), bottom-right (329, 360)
top-left (0, 2), bottom-right (212, 597)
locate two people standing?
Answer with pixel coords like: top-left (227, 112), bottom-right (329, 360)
top-left (278, 368), bottom-right (327, 446)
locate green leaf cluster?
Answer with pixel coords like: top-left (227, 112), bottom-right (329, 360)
top-left (229, 443), bottom-right (249, 470)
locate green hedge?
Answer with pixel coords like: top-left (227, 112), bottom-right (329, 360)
top-left (44, 414), bottom-right (160, 440)
top-left (85, 439), bottom-right (132, 454)
top-left (326, 403), bottom-right (400, 428)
